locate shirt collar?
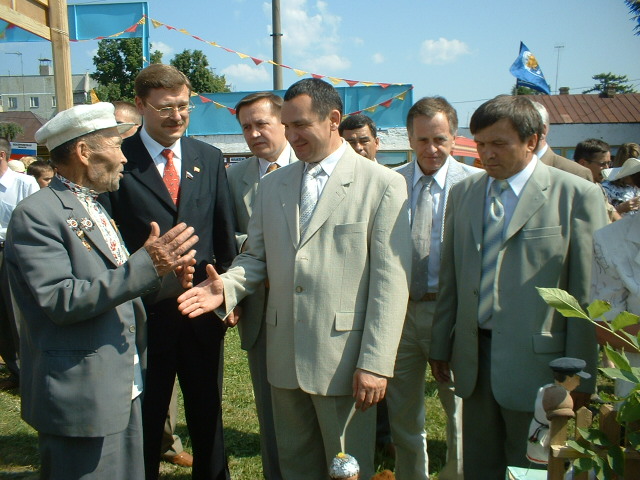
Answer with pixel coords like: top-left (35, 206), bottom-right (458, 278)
top-left (487, 154), bottom-right (538, 197)
top-left (314, 139), bottom-right (347, 176)
top-left (140, 126), bottom-right (182, 160)
top-left (56, 173), bottom-right (99, 201)
top-left (412, 155), bottom-right (451, 190)
top-left (258, 143), bottom-right (293, 172)
top-left (536, 143), bottom-right (549, 158)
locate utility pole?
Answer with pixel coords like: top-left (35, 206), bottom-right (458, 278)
top-left (271, 0), bottom-right (283, 90)
top-left (554, 44), bottom-right (564, 94)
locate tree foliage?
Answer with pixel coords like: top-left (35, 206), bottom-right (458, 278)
top-left (170, 50), bottom-right (230, 93)
top-left (582, 72), bottom-right (637, 94)
top-left (91, 38), bottom-right (162, 102)
top-left (626, 0), bottom-right (640, 35)
top-left (511, 84), bottom-right (543, 96)
top-left (0, 122), bottom-right (24, 141)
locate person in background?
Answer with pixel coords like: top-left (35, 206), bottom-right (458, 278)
top-left (101, 64), bottom-right (237, 480)
top-left (389, 96), bottom-right (479, 480)
top-left (601, 143), bottom-right (640, 216)
top-left (113, 98), bottom-right (193, 469)
top-left (27, 160), bottom-right (55, 189)
top-left (339, 114), bottom-right (380, 162)
top-left (0, 137), bottom-right (39, 390)
top-left (7, 160), bottom-right (26, 173)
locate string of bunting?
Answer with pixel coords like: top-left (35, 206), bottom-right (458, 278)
top-left (73, 15), bottom-right (406, 90)
top-left (194, 86), bottom-right (414, 117)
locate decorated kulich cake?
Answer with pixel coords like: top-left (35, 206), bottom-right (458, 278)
top-left (329, 452), bottom-right (359, 480)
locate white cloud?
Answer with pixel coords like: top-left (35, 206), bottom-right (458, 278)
top-left (221, 63), bottom-right (271, 84)
top-left (353, 37), bottom-right (364, 46)
top-left (151, 41), bottom-right (175, 59)
top-left (372, 53), bottom-right (384, 64)
top-left (419, 37), bottom-right (470, 65)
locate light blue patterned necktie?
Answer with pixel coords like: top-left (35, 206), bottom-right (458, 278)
top-left (410, 175), bottom-right (434, 300)
top-left (478, 179), bottom-right (509, 326)
top-left (299, 162), bottom-right (323, 239)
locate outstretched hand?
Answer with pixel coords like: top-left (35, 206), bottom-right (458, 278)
top-left (177, 264), bottom-right (224, 318)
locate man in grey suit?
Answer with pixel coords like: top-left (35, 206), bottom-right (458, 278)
top-left (429, 96), bottom-right (607, 479)
top-left (4, 103), bottom-right (198, 479)
top-left (531, 101), bottom-right (593, 182)
top-left (390, 97), bottom-right (480, 480)
top-left (178, 78), bottom-right (412, 480)
top-left (226, 91), bottom-right (297, 480)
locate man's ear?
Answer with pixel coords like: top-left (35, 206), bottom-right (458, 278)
top-left (526, 133), bottom-right (539, 153)
top-left (76, 140), bottom-right (92, 166)
top-left (329, 110), bottom-right (341, 131)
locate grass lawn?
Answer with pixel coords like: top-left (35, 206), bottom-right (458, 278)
top-left (0, 327), bottom-right (450, 479)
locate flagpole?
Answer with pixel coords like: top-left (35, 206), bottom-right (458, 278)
top-left (554, 44), bottom-right (564, 94)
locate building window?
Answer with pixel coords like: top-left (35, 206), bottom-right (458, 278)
top-left (52, 96), bottom-right (57, 108)
top-left (29, 97), bottom-right (40, 108)
top-left (0, 97), bottom-right (3, 107)
top-left (8, 97), bottom-right (18, 110)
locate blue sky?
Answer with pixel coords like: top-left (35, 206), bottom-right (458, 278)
top-left (2, 0), bottom-right (639, 127)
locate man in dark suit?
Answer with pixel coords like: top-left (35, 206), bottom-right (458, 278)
top-left (429, 96), bottom-right (607, 479)
top-left (531, 101), bottom-right (593, 181)
top-left (5, 102), bottom-right (197, 479)
top-left (102, 64), bottom-right (237, 480)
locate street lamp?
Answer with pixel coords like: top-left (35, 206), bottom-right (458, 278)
top-left (5, 52), bottom-right (24, 111)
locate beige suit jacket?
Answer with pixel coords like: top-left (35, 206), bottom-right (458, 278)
top-left (220, 148), bottom-right (411, 396)
top-left (431, 161), bottom-right (608, 411)
top-left (226, 152), bottom-right (298, 350)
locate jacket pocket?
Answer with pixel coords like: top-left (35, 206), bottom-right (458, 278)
top-left (522, 226), bottom-right (562, 239)
top-left (532, 332), bottom-right (565, 353)
top-left (334, 312), bottom-right (365, 332)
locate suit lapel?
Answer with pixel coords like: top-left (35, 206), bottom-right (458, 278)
top-left (470, 174), bottom-right (489, 249)
top-left (299, 151), bottom-right (354, 247)
top-left (279, 162), bottom-right (305, 248)
top-left (504, 162), bottom-right (549, 243)
top-left (177, 140), bottom-right (201, 215)
top-left (241, 157), bottom-right (261, 215)
top-left (51, 179), bottom-right (120, 266)
top-left (442, 158), bottom-right (468, 241)
top-left (125, 134), bottom-right (176, 212)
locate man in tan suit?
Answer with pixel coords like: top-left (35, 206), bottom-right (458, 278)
top-left (226, 91), bottom-right (297, 480)
top-left (429, 96), bottom-right (607, 479)
top-left (178, 78), bottom-right (411, 480)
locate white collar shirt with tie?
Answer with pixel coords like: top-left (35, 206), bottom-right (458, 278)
top-left (258, 143), bottom-right (294, 178)
top-left (484, 154), bottom-right (538, 232)
top-left (302, 139), bottom-right (347, 199)
top-left (140, 126), bottom-right (183, 181)
top-left (411, 157), bottom-right (450, 293)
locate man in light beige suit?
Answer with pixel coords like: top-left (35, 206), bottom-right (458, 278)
top-left (226, 91), bottom-right (297, 480)
top-left (429, 96), bottom-right (607, 479)
top-left (178, 78), bottom-right (411, 480)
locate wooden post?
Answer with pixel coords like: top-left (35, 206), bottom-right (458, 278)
top-left (548, 416), bottom-right (569, 480)
top-left (48, 0), bottom-right (73, 110)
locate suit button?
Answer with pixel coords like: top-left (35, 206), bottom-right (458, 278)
top-left (129, 325), bottom-right (136, 333)
top-left (295, 286), bottom-right (304, 293)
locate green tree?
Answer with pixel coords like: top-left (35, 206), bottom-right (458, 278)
top-left (170, 50), bottom-right (230, 93)
top-left (511, 84), bottom-right (543, 96)
top-left (91, 38), bottom-right (162, 102)
top-left (0, 122), bottom-right (24, 141)
top-left (582, 72), bottom-right (637, 94)
top-left (626, 0), bottom-right (640, 35)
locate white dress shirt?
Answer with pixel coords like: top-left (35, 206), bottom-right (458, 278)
top-left (258, 144), bottom-right (294, 178)
top-left (140, 126), bottom-right (183, 181)
top-left (0, 168), bottom-right (40, 241)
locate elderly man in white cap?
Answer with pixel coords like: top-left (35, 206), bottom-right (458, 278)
top-left (4, 102), bottom-right (199, 480)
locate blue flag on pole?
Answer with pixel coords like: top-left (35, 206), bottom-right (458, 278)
top-left (509, 42), bottom-right (551, 94)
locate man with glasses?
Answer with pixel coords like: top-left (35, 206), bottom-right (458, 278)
top-left (574, 138), bottom-right (620, 222)
top-left (101, 64), bottom-right (237, 480)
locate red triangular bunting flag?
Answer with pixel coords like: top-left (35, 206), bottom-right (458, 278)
top-left (251, 57), bottom-right (264, 66)
top-left (124, 24), bottom-right (138, 33)
top-left (198, 95), bottom-right (213, 103)
top-left (311, 73), bottom-right (325, 79)
top-left (193, 36), bottom-right (203, 41)
top-left (228, 108), bottom-right (236, 115)
top-left (379, 83), bottom-right (391, 89)
top-left (223, 47), bottom-right (234, 53)
top-left (345, 80), bottom-right (359, 87)
top-left (380, 99), bottom-right (393, 108)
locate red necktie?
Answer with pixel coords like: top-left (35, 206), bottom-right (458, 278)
top-left (162, 149), bottom-right (180, 205)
